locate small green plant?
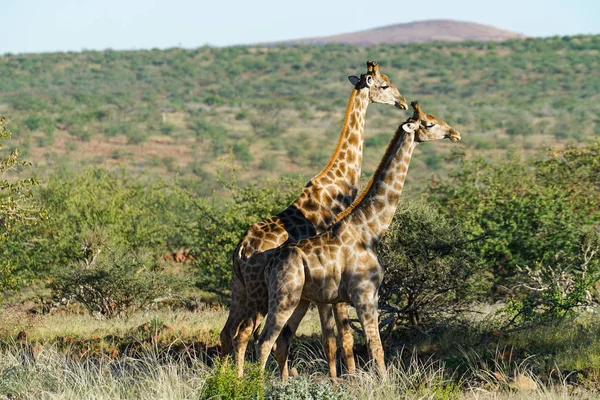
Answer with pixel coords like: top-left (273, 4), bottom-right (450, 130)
top-left (202, 359), bottom-right (265, 400)
top-left (267, 378), bottom-right (342, 400)
top-left (160, 123), bottom-right (176, 135)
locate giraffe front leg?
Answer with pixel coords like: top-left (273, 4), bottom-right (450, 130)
top-left (317, 303), bottom-right (338, 378)
top-left (354, 299), bottom-right (386, 376)
top-left (334, 302), bottom-right (356, 375)
top-left (256, 302), bottom-right (299, 377)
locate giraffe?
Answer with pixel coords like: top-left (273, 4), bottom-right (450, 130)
top-left (256, 101), bottom-right (461, 377)
top-left (220, 61), bottom-right (408, 378)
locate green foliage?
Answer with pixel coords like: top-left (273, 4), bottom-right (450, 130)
top-left (0, 116), bottom-right (44, 239)
top-left (0, 116), bottom-right (44, 296)
top-left (172, 168), bottom-right (303, 293)
top-left (428, 144), bottom-right (600, 287)
top-left (378, 200), bottom-right (491, 327)
top-left (1, 36), bottom-right (599, 189)
top-left (188, 117), bottom-right (226, 140)
top-left (201, 359), bottom-right (264, 400)
top-left (267, 377), bottom-right (342, 399)
top-left (159, 122), bottom-right (176, 135)
top-left (50, 230), bottom-right (173, 317)
top-left (427, 143), bottom-right (600, 327)
top-left (0, 167), bottom-right (175, 281)
top-left (232, 142), bottom-right (253, 163)
top-left (505, 226), bottom-right (600, 326)
top-left (23, 115), bottom-right (51, 131)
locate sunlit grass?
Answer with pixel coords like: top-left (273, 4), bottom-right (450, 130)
top-left (2, 305), bottom-right (600, 399)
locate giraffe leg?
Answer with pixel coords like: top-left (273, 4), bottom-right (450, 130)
top-left (354, 299), bottom-right (386, 376)
top-left (232, 315), bottom-right (255, 377)
top-left (317, 303), bottom-right (338, 378)
top-left (256, 295), bottom-right (301, 377)
top-left (274, 299), bottom-right (310, 380)
top-left (221, 277), bottom-right (252, 374)
top-left (333, 302), bottom-right (356, 375)
top-left (221, 284), bottom-right (246, 359)
top-left (219, 315), bottom-right (234, 358)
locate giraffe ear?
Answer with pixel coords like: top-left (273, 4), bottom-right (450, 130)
top-left (402, 122), bottom-right (417, 133)
top-left (348, 76), bottom-right (360, 86)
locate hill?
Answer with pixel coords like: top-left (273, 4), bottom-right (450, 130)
top-left (0, 35), bottom-right (598, 195)
top-left (273, 20), bottom-right (527, 46)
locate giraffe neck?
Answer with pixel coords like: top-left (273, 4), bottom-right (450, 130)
top-left (342, 128), bottom-right (416, 242)
top-left (311, 87), bottom-right (369, 188)
top-left (291, 87), bottom-right (370, 231)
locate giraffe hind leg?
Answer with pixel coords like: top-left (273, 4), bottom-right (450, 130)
top-left (334, 302), bottom-right (356, 375)
top-left (317, 303), bottom-right (338, 378)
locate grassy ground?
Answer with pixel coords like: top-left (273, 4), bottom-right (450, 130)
top-left (2, 301), bottom-right (600, 399)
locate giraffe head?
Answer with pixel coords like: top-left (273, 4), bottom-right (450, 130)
top-left (401, 101), bottom-right (461, 142)
top-left (348, 61), bottom-right (408, 110)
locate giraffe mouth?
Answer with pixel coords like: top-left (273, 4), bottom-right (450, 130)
top-left (395, 100), bottom-right (408, 110)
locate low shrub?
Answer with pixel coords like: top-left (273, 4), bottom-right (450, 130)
top-left (201, 359), bottom-right (264, 400)
top-left (51, 229), bottom-right (173, 318)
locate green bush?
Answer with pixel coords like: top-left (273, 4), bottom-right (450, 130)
top-left (50, 229), bottom-right (173, 317)
top-left (378, 200), bottom-right (490, 327)
top-left (23, 115), bottom-right (51, 131)
top-left (428, 145), bottom-right (600, 288)
top-left (0, 168), bottom-right (174, 281)
top-left (159, 123), bottom-right (176, 135)
top-left (232, 143), bottom-right (253, 163)
top-left (172, 171), bottom-right (303, 293)
top-left (505, 226), bottom-right (600, 326)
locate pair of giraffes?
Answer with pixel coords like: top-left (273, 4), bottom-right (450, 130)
top-left (220, 61), bottom-right (461, 380)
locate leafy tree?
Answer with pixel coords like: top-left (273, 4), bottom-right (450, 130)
top-left (0, 167), bottom-right (175, 281)
top-left (428, 144), bottom-right (600, 299)
top-left (0, 116), bottom-right (44, 295)
top-left (504, 226), bottom-right (600, 327)
top-left (378, 200), bottom-right (490, 328)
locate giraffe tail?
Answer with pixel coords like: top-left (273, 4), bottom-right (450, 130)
top-left (232, 243), bottom-right (247, 286)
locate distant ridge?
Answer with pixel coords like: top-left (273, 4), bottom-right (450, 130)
top-left (269, 19), bottom-right (526, 46)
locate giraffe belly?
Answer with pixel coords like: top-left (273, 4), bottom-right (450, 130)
top-left (301, 264), bottom-right (346, 303)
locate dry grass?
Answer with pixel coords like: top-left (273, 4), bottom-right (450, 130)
top-left (0, 303), bottom-right (327, 346)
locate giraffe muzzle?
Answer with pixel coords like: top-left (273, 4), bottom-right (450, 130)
top-left (395, 99), bottom-right (408, 110)
top-left (448, 129), bottom-right (461, 142)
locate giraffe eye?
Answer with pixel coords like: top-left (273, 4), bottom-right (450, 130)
top-left (381, 85), bottom-right (389, 89)
top-left (425, 123), bottom-right (435, 129)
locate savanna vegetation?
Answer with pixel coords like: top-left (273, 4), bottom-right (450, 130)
top-left (1, 35), bottom-right (600, 399)
top-left (1, 35), bottom-right (598, 194)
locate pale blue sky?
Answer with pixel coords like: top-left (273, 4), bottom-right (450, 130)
top-left (3, 0), bottom-right (599, 54)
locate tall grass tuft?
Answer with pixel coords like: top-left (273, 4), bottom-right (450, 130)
top-left (0, 342), bottom-right (210, 399)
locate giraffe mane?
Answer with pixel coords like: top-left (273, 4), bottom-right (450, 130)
top-left (312, 88), bottom-right (359, 181)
